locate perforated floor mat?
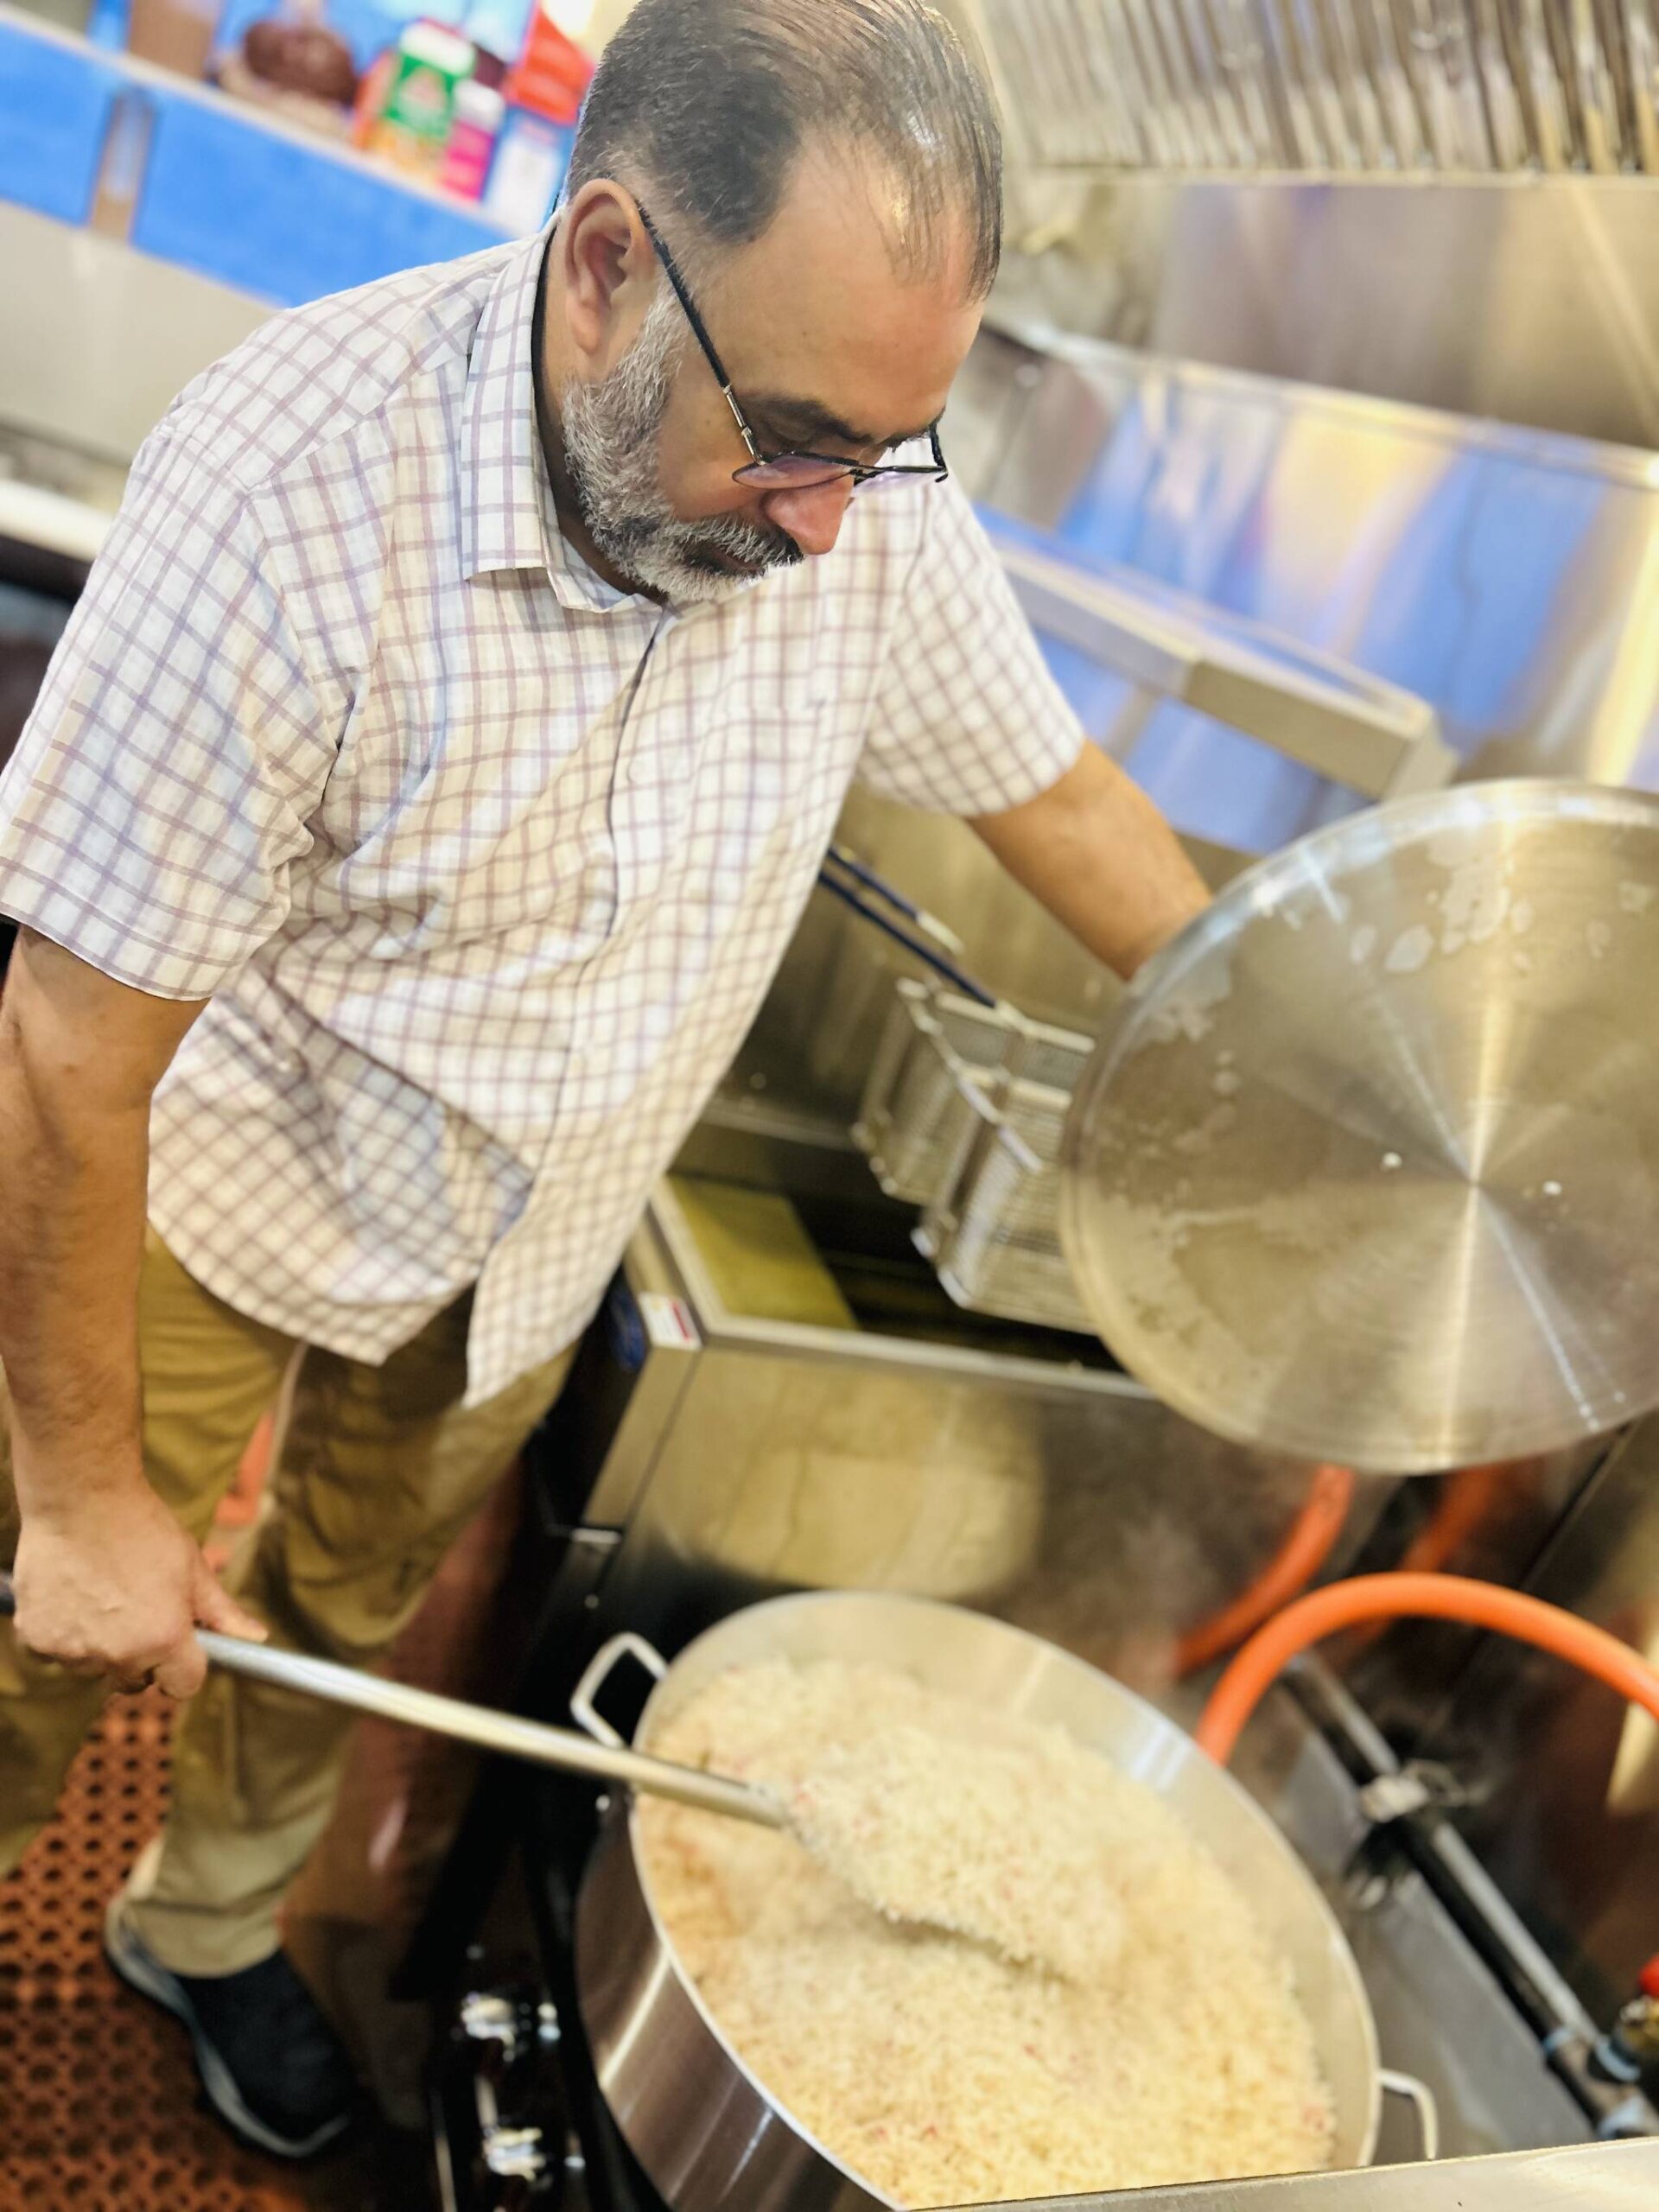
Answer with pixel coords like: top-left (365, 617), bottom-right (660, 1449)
top-left (0, 1690), bottom-right (432, 2212)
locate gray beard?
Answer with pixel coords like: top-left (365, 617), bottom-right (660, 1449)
top-left (559, 290), bottom-right (803, 605)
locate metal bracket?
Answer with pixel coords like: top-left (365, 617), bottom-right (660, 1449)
top-left (994, 531), bottom-right (1456, 804)
top-left (1358, 1760), bottom-right (1476, 1825)
top-left (1294, 1658), bottom-right (1659, 2139)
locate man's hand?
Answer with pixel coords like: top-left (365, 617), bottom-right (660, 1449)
top-left (10, 1479), bottom-right (267, 1696)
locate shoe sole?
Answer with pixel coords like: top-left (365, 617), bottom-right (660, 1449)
top-left (104, 1893), bottom-right (352, 2161)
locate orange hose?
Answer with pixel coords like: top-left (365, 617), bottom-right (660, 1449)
top-left (1394, 1461), bottom-right (1510, 1577)
top-left (1196, 1573), bottom-right (1659, 1764)
top-left (1174, 1464), bottom-right (1357, 1675)
top-left (1345, 1460), bottom-right (1510, 1653)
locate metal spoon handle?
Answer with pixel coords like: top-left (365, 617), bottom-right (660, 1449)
top-left (0, 1573), bottom-right (783, 1829)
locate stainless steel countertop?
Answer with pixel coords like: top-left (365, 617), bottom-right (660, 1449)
top-left (992, 2140), bottom-right (1659, 2209)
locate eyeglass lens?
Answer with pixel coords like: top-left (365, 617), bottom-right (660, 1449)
top-left (734, 458), bottom-right (939, 493)
top-left (734, 455), bottom-right (856, 490)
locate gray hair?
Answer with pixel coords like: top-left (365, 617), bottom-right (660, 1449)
top-left (566, 0), bottom-right (1003, 298)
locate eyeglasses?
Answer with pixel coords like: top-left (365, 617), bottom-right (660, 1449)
top-left (635, 203), bottom-right (950, 497)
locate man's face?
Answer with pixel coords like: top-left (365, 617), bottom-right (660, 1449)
top-left (560, 147), bottom-right (985, 603)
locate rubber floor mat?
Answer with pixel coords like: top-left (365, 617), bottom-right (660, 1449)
top-left (0, 1688), bottom-right (433, 2212)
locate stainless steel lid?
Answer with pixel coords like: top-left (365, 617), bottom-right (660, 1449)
top-left (1060, 782), bottom-right (1659, 1472)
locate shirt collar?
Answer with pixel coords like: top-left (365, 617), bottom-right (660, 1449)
top-left (459, 226), bottom-right (640, 617)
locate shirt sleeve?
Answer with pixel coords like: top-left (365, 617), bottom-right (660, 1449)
top-left (857, 477), bottom-right (1085, 815)
top-left (0, 429), bottom-right (337, 1001)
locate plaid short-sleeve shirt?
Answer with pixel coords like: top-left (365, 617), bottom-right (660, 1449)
top-left (0, 229), bottom-right (1082, 1403)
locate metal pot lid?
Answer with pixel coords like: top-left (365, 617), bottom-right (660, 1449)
top-left (1060, 782), bottom-right (1659, 1473)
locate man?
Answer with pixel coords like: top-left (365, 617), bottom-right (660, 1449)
top-left (0, 0), bottom-right (1209, 2159)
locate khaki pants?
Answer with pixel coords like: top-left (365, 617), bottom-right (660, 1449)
top-left (0, 1230), bottom-right (573, 1975)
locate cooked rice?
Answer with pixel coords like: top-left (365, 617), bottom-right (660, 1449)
top-left (639, 1657), bottom-right (1336, 2209)
top-left (790, 1724), bottom-right (1128, 1978)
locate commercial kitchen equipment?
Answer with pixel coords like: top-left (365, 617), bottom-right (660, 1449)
top-left (954, 0), bottom-right (1659, 181)
top-left (407, 1151), bottom-right (1658, 2210)
top-left (844, 531), bottom-right (1459, 1344)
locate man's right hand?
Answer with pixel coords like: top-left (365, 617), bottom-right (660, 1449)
top-left (10, 1484), bottom-right (267, 1697)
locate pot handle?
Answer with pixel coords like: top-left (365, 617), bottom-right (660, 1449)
top-left (1378, 2069), bottom-right (1441, 2161)
top-left (570, 1631), bottom-right (669, 1750)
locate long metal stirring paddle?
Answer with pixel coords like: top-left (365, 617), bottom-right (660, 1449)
top-left (0, 1572), bottom-right (785, 1829)
top-left (0, 1574), bottom-right (1109, 1971)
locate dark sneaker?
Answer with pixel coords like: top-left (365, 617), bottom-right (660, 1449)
top-left (105, 1891), bottom-right (357, 2158)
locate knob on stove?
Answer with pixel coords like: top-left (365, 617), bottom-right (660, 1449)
top-left (484, 2122), bottom-right (550, 2180)
top-left (462, 1993), bottom-right (522, 2051)
top-left (461, 1990), bottom-right (561, 2065)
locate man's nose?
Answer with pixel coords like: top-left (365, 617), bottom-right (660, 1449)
top-left (760, 475), bottom-right (856, 557)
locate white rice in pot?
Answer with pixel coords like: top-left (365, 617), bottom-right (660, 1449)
top-left (636, 1657), bottom-right (1336, 2209)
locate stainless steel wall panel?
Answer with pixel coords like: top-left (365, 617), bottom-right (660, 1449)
top-left (955, 334), bottom-right (1657, 817)
top-left (987, 174), bottom-right (1659, 448)
top-left (590, 1335), bottom-right (1389, 1693)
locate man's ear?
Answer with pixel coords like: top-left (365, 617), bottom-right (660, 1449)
top-left (558, 181), bottom-right (656, 371)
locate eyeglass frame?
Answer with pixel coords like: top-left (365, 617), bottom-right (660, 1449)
top-left (633, 201), bottom-right (950, 495)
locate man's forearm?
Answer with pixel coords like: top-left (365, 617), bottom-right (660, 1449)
top-left (972, 744), bottom-right (1211, 978)
top-left (0, 932), bottom-right (203, 1526)
top-left (0, 1001), bottom-right (151, 1522)
top-left (0, 935), bottom-right (257, 1689)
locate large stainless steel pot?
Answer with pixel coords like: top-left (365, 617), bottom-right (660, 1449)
top-left (571, 1592), bottom-right (1386, 2212)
